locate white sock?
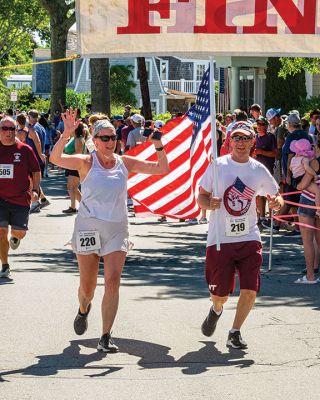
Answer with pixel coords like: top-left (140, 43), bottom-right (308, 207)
top-left (212, 305), bottom-right (222, 315)
top-left (230, 328), bottom-right (240, 334)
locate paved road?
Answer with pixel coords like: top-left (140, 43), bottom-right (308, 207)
top-left (1, 171), bottom-right (319, 400)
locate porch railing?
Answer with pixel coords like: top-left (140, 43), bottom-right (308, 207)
top-left (162, 79), bottom-right (201, 94)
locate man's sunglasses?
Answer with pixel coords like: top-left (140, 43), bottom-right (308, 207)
top-left (0, 126), bottom-right (16, 132)
top-left (95, 135), bottom-right (117, 142)
top-left (231, 135), bottom-right (253, 142)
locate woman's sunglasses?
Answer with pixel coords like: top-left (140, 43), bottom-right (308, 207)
top-left (231, 135), bottom-right (253, 142)
top-left (95, 135), bottom-right (117, 142)
top-left (0, 126), bottom-right (16, 132)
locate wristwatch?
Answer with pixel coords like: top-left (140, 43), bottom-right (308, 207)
top-left (155, 147), bottom-right (164, 151)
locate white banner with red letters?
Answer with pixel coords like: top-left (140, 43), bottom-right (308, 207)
top-left (76, 0), bottom-right (320, 58)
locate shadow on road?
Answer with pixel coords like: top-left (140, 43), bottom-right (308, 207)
top-left (0, 337), bottom-right (253, 382)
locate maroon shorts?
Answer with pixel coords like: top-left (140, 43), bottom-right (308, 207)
top-left (205, 241), bottom-right (262, 297)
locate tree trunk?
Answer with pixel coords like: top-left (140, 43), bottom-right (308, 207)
top-left (39, 1), bottom-right (75, 117)
top-left (90, 58), bottom-right (110, 115)
top-left (137, 57), bottom-right (152, 120)
top-left (50, 19), bottom-right (68, 115)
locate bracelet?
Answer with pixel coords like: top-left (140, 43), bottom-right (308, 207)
top-left (155, 146), bottom-right (164, 151)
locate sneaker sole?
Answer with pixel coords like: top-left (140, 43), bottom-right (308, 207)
top-left (226, 340), bottom-right (248, 349)
top-left (73, 304), bottom-right (91, 335)
top-left (97, 344), bottom-right (119, 353)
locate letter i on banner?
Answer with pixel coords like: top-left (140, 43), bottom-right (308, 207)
top-left (209, 56), bottom-right (221, 251)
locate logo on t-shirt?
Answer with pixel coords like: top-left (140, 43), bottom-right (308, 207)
top-left (13, 153), bottom-right (21, 163)
top-left (224, 177), bottom-right (255, 216)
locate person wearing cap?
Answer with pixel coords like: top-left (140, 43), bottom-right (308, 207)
top-left (125, 114), bottom-right (146, 151)
top-left (197, 120), bottom-right (283, 350)
top-left (223, 110), bottom-right (250, 155)
top-left (154, 120), bottom-right (165, 130)
top-left (50, 108), bottom-right (169, 353)
top-left (273, 113), bottom-right (312, 237)
top-left (253, 116), bottom-right (277, 226)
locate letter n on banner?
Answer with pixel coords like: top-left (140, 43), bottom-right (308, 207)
top-left (244, 0), bottom-right (317, 34)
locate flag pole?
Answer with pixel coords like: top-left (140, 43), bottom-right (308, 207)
top-left (209, 56), bottom-right (221, 251)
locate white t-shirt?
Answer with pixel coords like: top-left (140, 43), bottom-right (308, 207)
top-left (126, 127), bottom-right (146, 149)
top-left (200, 155), bottom-right (279, 247)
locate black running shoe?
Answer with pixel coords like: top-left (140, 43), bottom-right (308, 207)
top-left (73, 303), bottom-right (91, 335)
top-left (63, 207), bottom-right (77, 214)
top-left (226, 331), bottom-right (247, 349)
top-left (97, 333), bottom-right (119, 353)
top-left (0, 264), bottom-right (10, 278)
top-left (201, 306), bottom-right (222, 337)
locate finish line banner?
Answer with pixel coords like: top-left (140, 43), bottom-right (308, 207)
top-left (77, 0), bottom-right (320, 58)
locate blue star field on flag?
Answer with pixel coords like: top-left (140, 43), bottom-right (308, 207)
top-left (187, 67), bottom-right (211, 146)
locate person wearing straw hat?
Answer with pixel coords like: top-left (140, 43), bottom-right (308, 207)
top-left (50, 109), bottom-right (169, 353)
top-left (197, 121), bottom-right (283, 350)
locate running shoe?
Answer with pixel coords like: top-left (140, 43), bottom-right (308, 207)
top-left (226, 331), bottom-right (248, 349)
top-left (186, 218), bottom-right (198, 225)
top-left (199, 217), bottom-right (208, 224)
top-left (201, 306), bottom-right (222, 337)
top-left (158, 216), bottom-right (167, 223)
top-left (30, 201), bottom-right (41, 214)
top-left (9, 237), bottom-right (20, 250)
top-left (73, 303), bottom-right (91, 335)
top-left (285, 230), bottom-right (301, 238)
top-left (62, 207), bottom-right (77, 214)
top-left (97, 333), bottom-right (119, 353)
top-left (0, 264), bottom-right (10, 278)
top-left (40, 198), bottom-right (50, 209)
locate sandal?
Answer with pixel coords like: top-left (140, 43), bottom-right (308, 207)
top-left (294, 275), bottom-right (318, 284)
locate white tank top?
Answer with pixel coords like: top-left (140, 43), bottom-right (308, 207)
top-left (78, 152), bottom-right (128, 222)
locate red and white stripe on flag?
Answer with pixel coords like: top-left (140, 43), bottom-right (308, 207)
top-left (126, 114), bottom-right (212, 219)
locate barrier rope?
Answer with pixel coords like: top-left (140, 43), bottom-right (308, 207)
top-left (0, 54), bottom-right (81, 71)
top-left (273, 190), bottom-right (320, 231)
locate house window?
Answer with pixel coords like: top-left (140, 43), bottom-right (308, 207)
top-left (150, 100), bottom-right (159, 114)
top-left (160, 60), bottom-right (168, 81)
top-left (66, 61), bottom-right (74, 84)
top-left (135, 59), bottom-right (152, 81)
top-left (194, 63), bottom-right (208, 81)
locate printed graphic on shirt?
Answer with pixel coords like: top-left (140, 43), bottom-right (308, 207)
top-left (13, 153), bottom-right (21, 163)
top-left (224, 177), bottom-right (255, 216)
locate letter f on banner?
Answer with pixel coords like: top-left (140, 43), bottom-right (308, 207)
top-left (118, 0), bottom-right (171, 34)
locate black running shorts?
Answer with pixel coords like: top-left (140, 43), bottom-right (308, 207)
top-left (0, 198), bottom-right (30, 231)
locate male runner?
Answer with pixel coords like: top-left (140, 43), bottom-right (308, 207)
top-left (198, 121), bottom-right (283, 349)
top-left (0, 117), bottom-right (40, 277)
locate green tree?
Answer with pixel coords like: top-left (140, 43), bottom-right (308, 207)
top-left (110, 65), bottom-right (136, 106)
top-left (38, 0), bottom-right (76, 115)
top-left (279, 58), bottom-right (320, 78)
top-left (265, 58), bottom-right (306, 113)
top-left (0, 0), bottom-right (49, 76)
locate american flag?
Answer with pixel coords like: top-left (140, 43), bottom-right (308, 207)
top-left (126, 68), bottom-right (212, 219)
top-left (218, 67), bottom-right (230, 113)
top-left (229, 177), bottom-right (255, 201)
